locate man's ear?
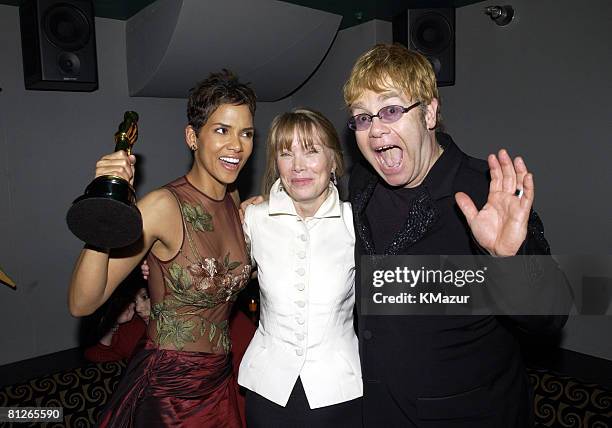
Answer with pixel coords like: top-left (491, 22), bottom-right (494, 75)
top-left (425, 98), bottom-right (439, 130)
top-left (185, 125), bottom-right (198, 150)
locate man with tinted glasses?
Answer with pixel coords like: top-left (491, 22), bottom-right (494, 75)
top-left (344, 44), bottom-right (568, 427)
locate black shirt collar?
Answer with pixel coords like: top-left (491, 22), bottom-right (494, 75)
top-left (421, 132), bottom-right (464, 200)
top-left (352, 132), bottom-right (465, 215)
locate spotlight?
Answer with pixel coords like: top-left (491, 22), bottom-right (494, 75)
top-left (484, 5), bottom-right (514, 26)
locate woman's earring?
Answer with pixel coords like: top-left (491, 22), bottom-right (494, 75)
top-left (330, 171), bottom-right (337, 186)
top-left (191, 145), bottom-right (197, 151)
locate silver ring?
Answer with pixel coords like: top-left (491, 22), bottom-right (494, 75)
top-left (514, 188), bottom-right (523, 198)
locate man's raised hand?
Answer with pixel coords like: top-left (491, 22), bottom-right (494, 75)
top-left (454, 149), bottom-right (534, 257)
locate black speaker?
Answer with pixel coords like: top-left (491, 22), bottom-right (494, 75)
top-left (393, 8), bottom-right (455, 87)
top-left (19, 0), bottom-right (98, 91)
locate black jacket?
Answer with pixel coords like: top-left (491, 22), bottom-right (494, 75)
top-left (349, 133), bottom-right (568, 427)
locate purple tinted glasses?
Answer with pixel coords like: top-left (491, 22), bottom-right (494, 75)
top-left (348, 102), bottom-right (421, 131)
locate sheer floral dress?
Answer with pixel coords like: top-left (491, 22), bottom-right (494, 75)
top-left (97, 176), bottom-right (251, 428)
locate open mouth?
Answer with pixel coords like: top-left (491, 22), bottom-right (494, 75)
top-left (219, 156), bottom-right (240, 170)
top-left (374, 145), bottom-right (403, 170)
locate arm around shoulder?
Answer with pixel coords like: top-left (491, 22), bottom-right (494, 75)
top-left (242, 204), bottom-right (257, 269)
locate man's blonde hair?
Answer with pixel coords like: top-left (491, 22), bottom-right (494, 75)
top-left (343, 44), bottom-right (441, 126)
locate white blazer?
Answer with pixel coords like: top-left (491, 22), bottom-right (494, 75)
top-left (238, 180), bottom-right (362, 409)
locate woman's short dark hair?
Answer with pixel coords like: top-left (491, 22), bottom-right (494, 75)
top-left (187, 69), bottom-right (257, 136)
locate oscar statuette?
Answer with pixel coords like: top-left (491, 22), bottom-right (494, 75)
top-left (66, 111), bottom-right (142, 248)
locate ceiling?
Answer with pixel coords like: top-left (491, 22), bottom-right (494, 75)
top-left (2, 0), bottom-right (486, 28)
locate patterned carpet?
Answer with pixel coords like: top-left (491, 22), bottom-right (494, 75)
top-left (528, 368), bottom-right (612, 427)
top-left (1, 362), bottom-right (610, 427)
top-left (0, 360), bottom-right (125, 427)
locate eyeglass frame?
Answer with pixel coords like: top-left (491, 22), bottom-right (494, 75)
top-left (347, 101), bottom-right (422, 131)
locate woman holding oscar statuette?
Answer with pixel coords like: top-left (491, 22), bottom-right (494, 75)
top-left (69, 70), bottom-right (256, 427)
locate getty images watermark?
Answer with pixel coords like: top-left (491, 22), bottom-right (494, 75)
top-left (359, 255), bottom-right (609, 316)
top-left (372, 265), bottom-right (487, 305)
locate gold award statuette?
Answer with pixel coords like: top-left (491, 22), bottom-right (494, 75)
top-left (66, 111), bottom-right (143, 248)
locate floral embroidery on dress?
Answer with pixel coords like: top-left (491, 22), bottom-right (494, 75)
top-left (150, 255), bottom-right (251, 351)
top-left (181, 202), bottom-right (213, 232)
top-left (188, 254), bottom-right (243, 291)
top-left (149, 183), bottom-right (251, 353)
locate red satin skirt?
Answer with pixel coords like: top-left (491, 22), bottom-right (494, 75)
top-left (97, 340), bottom-right (242, 428)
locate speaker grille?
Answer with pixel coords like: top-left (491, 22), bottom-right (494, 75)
top-left (411, 13), bottom-right (452, 55)
top-left (42, 3), bottom-right (90, 51)
top-left (20, 0), bottom-right (98, 91)
top-left (57, 51), bottom-right (81, 75)
top-left (392, 8), bottom-right (455, 87)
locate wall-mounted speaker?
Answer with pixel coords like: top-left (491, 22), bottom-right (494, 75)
top-left (393, 8), bottom-right (455, 87)
top-left (19, 0), bottom-right (98, 91)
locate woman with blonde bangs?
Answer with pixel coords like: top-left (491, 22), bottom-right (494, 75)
top-left (238, 108), bottom-right (363, 427)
